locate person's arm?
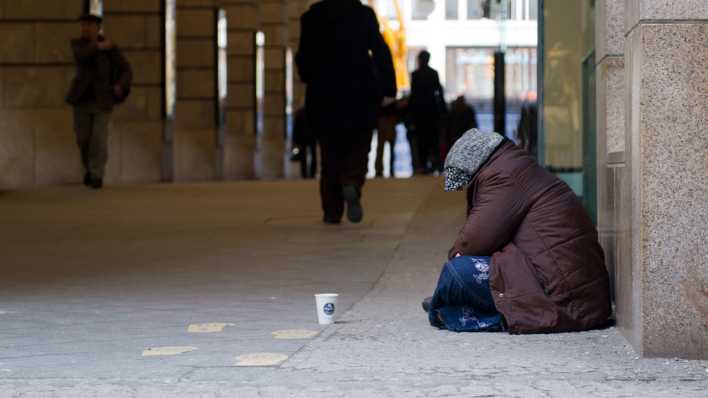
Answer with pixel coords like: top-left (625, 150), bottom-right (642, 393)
top-left (71, 39), bottom-right (98, 63)
top-left (295, 13), bottom-right (311, 84)
top-left (113, 47), bottom-right (133, 88)
top-left (366, 8), bottom-right (397, 98)
top-left (434, 71), bottom-right (447, 114)
top-left (451, 172), bottom-right (527, 258)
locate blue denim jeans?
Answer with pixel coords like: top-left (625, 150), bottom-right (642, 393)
top-left (428, 256), bottom-right (504, 332)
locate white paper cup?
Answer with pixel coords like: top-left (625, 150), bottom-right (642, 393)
top-left (314, 293), bottom-right (339, 325)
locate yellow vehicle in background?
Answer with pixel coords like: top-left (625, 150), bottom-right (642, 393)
top-left (370, 0), bottom-right (409, 92)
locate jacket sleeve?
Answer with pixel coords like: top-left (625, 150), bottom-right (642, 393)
top-left (366, 8), bottom-right (397, 97)
top-left (434, 71), bottom-right (447, 114)
top-left (295, 13), bottom-right (311, 84)
top-left (113, 47), bottom-right (133, 88)
top-left (452, 172), bottom-right (527, 258)
top-left (71, 39), bottom-right (98, 63)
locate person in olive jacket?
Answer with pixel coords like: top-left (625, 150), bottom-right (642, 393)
top-left (66, 14), bottom-right (132, 189)
top-left (296, 0), bottom-right (396, 224)
top-left (424, 129), bottom-right (612, 333)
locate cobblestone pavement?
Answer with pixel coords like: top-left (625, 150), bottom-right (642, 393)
top-left (0, 179), bottom-right (705, 397)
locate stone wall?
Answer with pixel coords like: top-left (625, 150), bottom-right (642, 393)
top-left (0, 0), bottom-right (303, 188)
top-left (598, 0), bottom-right (707, 359)
top-left (0, 0), bottom-right (84, 187)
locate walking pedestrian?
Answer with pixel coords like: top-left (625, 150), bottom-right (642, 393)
top-left (65, 13), bottom-right (132, 189)
top-left (408, 50), bottom-right (446, 174)
top-left (296, 0), bottom-right (396, 224)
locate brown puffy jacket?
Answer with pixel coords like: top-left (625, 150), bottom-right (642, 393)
top-left (451, 140), bottom-right (611, 333)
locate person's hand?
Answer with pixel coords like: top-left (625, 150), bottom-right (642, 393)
top-left (381, 96), bottom-right (395, 107)
top-left (97, 38), bottom-right (113, 50)
top-left (113, 84), bottom-right (123, 98)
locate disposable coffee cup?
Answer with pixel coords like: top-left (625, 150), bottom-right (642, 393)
top-left (314, 293), bottom-right (339, 325)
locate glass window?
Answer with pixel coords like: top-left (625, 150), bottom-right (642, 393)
top-left (446, 0), bottom-right (459, 20)
top-left (529, 0), bottom-right (538, 21)
top-left (467, 0), bottom-right (484, 19)
top-left (412, 0), bottom-right (436, 20)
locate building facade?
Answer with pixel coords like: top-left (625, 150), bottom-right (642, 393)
top-left (0, 0), bottom-right (705, 359)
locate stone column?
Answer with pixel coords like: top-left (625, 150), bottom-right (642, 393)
top-left (623, 0), bottom-right (707, 358)
top-left (174, 0), bottom-right (217, 181)
top-left (103, 0), bottom-right (165, 183)
top-left (255, 0), bottom-right (288, 179)
top-left (221, 0), bottom-right (257, 179)
top-left (0, 0), bottom-right (83, 188)
top-left (595, 0), bottom-right (633, 346)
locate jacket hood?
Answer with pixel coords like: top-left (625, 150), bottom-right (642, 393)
top-left (443, 129), bottom-right (505, 192)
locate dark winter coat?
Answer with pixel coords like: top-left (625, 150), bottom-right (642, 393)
top-left (295, 0), bottom-right (397, 134)
top-left (451, 140), bottom-right (612, 333)
top-left (66, 37), bottom-right (132, 111)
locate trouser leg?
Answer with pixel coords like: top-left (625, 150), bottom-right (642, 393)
top-left (73, 106), bottom-right (93, 172)
top-left (87, 109), bottom-right (111, 179)
top-left (387, 137), bottom-right (396, 177)
top-left (428, 256), bottom-right (503, 332)
top-left (341, 130), bottom-right (373, 193)
top-left (298, 145), bottom-right (307, 178)
top-left (374, 129), bottom-right (385, 177)
top-left (308, 142), bottom-right (318, 178)
top-left (319, 141), bottom-right (344, 220)
top-left (431, 256), bottom-right (496, 313)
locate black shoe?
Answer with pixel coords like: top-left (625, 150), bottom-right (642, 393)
top-left (323, 215), bottom-right (341, 225)
top-left (83, 173), bottom-right (92, 187)
top-left (90, 177), bottom-right (103, 190)
top-left (421, 296), bottom-right (432, 313)
top-left (342, 185), bottom-right (362, 223)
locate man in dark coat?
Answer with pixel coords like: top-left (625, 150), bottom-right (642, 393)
top-left (296, 0), bottom-right (396, 224)
top-left (66, 14), bottom-right (132, 189)
top-left (425, 129), bottom-right (611, 333)
top-left (408, 50), bottom-right (446, 174)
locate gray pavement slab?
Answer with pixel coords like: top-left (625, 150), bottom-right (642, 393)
top-left (0, 179), bottom-right (706, 397)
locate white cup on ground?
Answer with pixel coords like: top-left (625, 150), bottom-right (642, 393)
top-left (314, 293), bottom-right (339, 325)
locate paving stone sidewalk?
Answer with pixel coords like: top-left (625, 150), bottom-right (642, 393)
top-left (0, 180), bottom-right (705, 397)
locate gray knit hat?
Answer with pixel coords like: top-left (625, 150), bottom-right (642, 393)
top-left (443, 129), bottom-right (505, 192)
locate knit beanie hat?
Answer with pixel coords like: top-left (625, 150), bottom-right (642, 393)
top-left (443, 129), bottom-right (505, 192)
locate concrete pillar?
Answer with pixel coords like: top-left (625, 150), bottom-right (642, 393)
top-left (595, 0), bottom-right (632, 348)
top-left (102, 0), bottom-right (165, 183)
top-left (175, 0), bottom-right (217, 182)
top-left (0, 0), bottom-right (84, 188)
top-left (621, 0), bottom-right (707, 358)
top-left (221, 0), bottom-right (258, 179)
top-left (255, 0), bottom-right (288, 179)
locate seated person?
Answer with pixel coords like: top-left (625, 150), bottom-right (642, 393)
top-left (424, 129), bottom-right (612, 333)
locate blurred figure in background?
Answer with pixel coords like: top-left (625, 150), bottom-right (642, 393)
top-left (442, 95), bottom-right (478, 161)
top-left (374, 99), bottom-right (404, 178)
top-left (291, 106), bottom-right (318, 179)
top-left (517, 103), bottom-right (538, 155)
top-left (66, 13), bottom-right (132, 190)
top-left (296, 0), bottom-right (396, 224)
top-left (408, 50), bottom-right (446, 174)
